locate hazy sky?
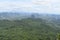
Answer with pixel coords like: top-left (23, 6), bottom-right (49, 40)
top-left (0, 0), bottom-right (60, 14)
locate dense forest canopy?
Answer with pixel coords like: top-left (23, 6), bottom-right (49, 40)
top-left (0, 18), bottom-right (60, 40)
top-left (0, 13), bottom-right (60, 40)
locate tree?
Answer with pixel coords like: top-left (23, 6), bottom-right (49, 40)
top-left (57, 33), bottom-right (60, 40)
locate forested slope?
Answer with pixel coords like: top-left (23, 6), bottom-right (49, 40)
top-left (0, 18), bottom-right (60, 40)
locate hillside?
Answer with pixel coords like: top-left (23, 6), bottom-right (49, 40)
top-left (0, 18), bottom-right (60, 40)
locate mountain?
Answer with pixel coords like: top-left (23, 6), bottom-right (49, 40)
top-left (30, 13), bottom-right (60, 28)
top-left (0, 12), bottom-right (31, 20)
top-left (0, 12), bottom-right (60, 20)
top-left (0, 12), bottom-right (60, 27)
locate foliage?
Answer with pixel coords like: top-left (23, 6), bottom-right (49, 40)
top-left (0, 18), bottom-right (60, 40)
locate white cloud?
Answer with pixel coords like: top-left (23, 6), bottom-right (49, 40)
top-left (0, 0), bottom-right (60, 14)
top-left (32, 0), bottom-right (60, 13)
top-left (0, 1), bottom-right (32, 12)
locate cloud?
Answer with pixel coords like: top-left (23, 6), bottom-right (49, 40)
top-left (0, 1), bottom-right (32, 12)
top-left (0, 0), bottom-right (60, 14)
top-left (32, 0), bottom-right (60, 13)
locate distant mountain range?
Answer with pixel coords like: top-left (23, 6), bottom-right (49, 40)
top-left (0, 12), bottom-right (60, 21)
top-left (0, 12), bottom-right (32, 20)
top-left (0, 12), bottom-right (60, 26)
top-left (0, 12), bottom-right (60, 19)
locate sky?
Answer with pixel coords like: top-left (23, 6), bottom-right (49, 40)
top-left (0, 0), bottom-right (60, 14)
